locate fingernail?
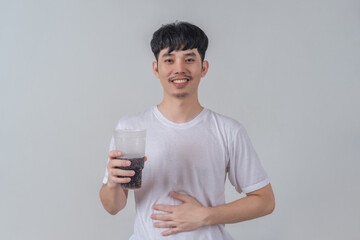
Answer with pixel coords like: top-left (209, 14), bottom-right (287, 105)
top-left (126, 161), bottom-right (131, 166)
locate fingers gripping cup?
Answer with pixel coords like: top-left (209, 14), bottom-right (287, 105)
top-left (114, 129), bottom-right (146, 189)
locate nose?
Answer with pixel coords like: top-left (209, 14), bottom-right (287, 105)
top-left (174, 60), bottom-right (186, 74)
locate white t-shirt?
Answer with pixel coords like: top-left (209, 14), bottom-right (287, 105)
top-left (103, 106), bottom-right (270, 240)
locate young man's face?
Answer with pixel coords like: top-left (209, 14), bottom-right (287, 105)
top-left (152, 48), bottom-right (209, 99)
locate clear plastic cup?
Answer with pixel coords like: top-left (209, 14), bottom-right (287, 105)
top-left (113, 129), bottom-right (146, 189)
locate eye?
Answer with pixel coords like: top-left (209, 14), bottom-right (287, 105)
top-left (164, 59), bottom-right (173, 63)
top-left (185, 58), bottom-right (195, 62)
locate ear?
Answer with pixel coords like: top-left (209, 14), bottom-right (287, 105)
top-left (152, 61), bottom-right (160, 78)
top-left (201, 60), bottom-right (209, 78)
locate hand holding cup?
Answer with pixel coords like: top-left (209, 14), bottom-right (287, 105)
top-left (107, 150), bottom-right (134, 188)
top-left (111, 129), bottom-right (146, 189)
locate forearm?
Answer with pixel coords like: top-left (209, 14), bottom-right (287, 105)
top-left (204, 185), bottom-right (275, 225)
top-left (99, 183), bottom-right (128, 215)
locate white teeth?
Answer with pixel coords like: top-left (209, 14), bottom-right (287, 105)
top-left (173, 79), bottom-right (188, 83)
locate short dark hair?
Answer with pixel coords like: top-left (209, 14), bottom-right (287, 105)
top-left (150, 21), bottom-right (208, 61)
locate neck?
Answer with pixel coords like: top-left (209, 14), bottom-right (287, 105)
top-left (157, 93), bottom-right (203, 123)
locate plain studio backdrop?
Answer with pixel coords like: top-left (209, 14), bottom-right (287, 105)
top-left (1, 0), bottom-right (359, 239)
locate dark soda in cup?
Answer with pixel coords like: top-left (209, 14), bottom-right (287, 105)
top-left (116, 157), bottom-right (145, 189)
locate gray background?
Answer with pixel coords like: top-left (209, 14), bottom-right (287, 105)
top-left (1, 0), bottom-right (359, 239)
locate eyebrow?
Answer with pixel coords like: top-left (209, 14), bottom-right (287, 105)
top-left (161, 52), bottom-right (174, 58)
top-left (184, 52), bottom-right (196, 57)
top-left (161, 51), bottom-right (197, 58)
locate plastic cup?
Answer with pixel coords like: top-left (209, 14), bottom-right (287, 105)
top-left (113, 129), bottom-right (146, 189)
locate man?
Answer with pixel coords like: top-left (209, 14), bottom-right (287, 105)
top-left (100, 21), bottom-right (275, 239)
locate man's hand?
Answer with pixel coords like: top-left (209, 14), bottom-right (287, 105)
top-left (150, 184), bottom-right (275, 236)
top-left (151, 191), bottom-right (209, 236)
top-left (107, 150), bottom-right (147, 188)
top-left (107, 150), bottom-right (134, 188)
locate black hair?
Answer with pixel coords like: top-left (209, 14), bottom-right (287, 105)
top-left (150, 21), bottom-right (208, 61)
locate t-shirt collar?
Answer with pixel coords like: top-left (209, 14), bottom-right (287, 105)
top-left (153, 105), bottom-right (208, 129)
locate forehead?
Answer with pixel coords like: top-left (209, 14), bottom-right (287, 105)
top-left (158, 48), bottom-right (200, 58)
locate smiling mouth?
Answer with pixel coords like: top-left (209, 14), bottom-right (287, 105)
top-left (171, 79), bottom-right (189, 83)
top-left (169, 75), bottom-right (192, 83)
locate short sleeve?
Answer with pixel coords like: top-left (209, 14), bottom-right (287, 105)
top-left (227, 125), bottom-right (270, 194)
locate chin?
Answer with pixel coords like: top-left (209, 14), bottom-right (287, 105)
top-left (172, 93), bottom-right (189, 98)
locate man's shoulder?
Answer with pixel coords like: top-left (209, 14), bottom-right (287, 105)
top-left (206, 108), bottom-right (244, 131)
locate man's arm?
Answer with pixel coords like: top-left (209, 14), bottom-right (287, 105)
top-left (151, 183), bottom-right (275, 236)
top-left (100, 183), bottom-right (128, 215)
top-left (205, 183), bottom-right (275, 225)
top-left (99, 150), bottom-right (135, 215)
